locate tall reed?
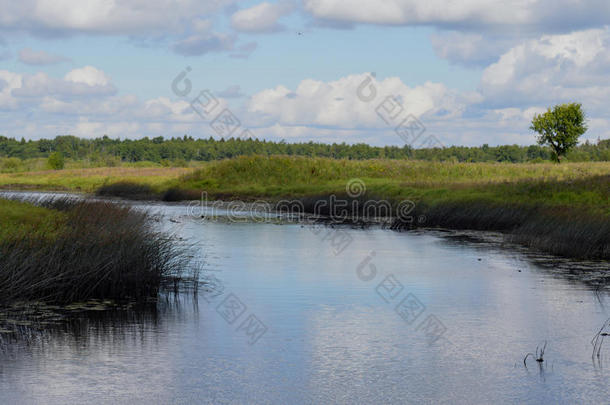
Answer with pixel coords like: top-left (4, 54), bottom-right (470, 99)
top-left (0, 198), bottom-right (192, 304)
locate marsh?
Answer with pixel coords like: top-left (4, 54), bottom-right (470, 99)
top-left (0, 194), bottom-right (608, 404)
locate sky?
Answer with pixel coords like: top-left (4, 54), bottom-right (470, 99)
top-left (0, 0), bottom-right (609, 147)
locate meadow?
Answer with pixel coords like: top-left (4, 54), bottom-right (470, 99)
top-left (172, 157), bottom-right (609, 259)
top-left (0, 166), bottom-right (193, 192)
top-left (1, 156), bottom-right (608, 259)
top-left (2, 156), bottom-right (605, 212)
top-left (175, 157), bottom-right (609, 209)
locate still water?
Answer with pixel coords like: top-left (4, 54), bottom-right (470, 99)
top-left (0, 197), bottom-right (609, 404)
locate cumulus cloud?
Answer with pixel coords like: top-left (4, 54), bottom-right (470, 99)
top-left (247, 73), bottom-right (478, 128)
top-left (0, 0), bottom-right (238, 36)
top-left (18, 48), bottom-right (70, 65)
top-left (0, 70), bottom-right (23, 110)
top-left (303, 0), bottom-right (610, 32)
top-left (0, 66), bottom-right (235, 139)
top-left (480, 28), bottom-right (610, 111)
top-left (430, 32), bottom-right (520, 67)
top-left (1, 66), bottom-right (117, 111)
top-left (7, 67), bottom-right (116, 106)
top-left (0, 1), bottom-right (245, 57)
top-left (231, 1), bottom-right (294, 33)
top-left (64, 66), bottom-right (111, 86)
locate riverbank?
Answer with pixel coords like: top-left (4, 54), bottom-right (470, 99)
top-left (1, 156), bottom-right (609, 260)
top-left (0, 166), bottom-right (193, 193)
top-left (0, 197), bottom-right (192, 305)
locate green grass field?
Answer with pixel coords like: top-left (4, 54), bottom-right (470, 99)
top-left (1, 156), bottom-right (608, 259)
top-left (0, 166), bottom-right (194, 193)
top-left (1, 156), bottom-right (608, 215)
top-left (0, 199), bottom-right (65, 242)
top-left (175, 157), bottom-right (609, 214)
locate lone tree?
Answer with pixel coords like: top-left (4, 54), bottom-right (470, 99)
top-left (530, 103), bottom-right (587, 162)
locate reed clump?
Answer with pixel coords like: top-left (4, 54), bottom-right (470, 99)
top-left (95, 182), bottom-right (158, 200)
top-left (0, 198), bottom-right (191, 305)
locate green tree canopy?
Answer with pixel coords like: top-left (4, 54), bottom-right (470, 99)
top-left (0, 133), bottom-right (607, 164)
top-left (530, 103), bottom-right (587, 162)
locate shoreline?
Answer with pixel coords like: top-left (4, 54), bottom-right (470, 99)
top-left (0, 196), bottom-right (195, 306)
top-left (2, 188), bottom-right (608, 261)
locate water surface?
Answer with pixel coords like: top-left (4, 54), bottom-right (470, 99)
top-left (0, 196), bottom-right (609, 404)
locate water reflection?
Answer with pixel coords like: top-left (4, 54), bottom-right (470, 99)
top-left (0, 193), bottom-right (608, 404)
top-left (0, 293), bottom-right (195, 358)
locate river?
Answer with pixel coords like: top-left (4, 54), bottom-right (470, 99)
top-left (0, 195), bottom-right (609, 404)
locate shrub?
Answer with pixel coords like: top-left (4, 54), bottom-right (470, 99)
top-left (0, 157), bottom-right (23, 172)
top-left (47, 152), bottom-right (65, 170)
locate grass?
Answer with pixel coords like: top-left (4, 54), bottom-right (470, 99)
top-left (171, 156), bottom-right (607, 204)
top-left (0, 166), bottom-right (194, 193)
top-left (0, 197), bottom-right (193, 305)
top-left (1, 156), bottom-right (609, 259)
top-left (163, 157), bottom-right (610, 260)
top-left (0, 157), bottom-right (201, 174)
top-left (0, 199), bottom-right (66, 242)
top-left (171, 157), bottom-right (609, 217)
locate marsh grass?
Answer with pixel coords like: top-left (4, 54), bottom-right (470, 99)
top-left (0, 198), bottom-right (193, 305)
top-left (524, 341), bottom-right (548, 366)
top-left (591, 318), bottom-right (610, 360)
top-left (3, 156), bottom-right (608, 259)
top-left (96, 181), bottom-right (158, 200)
top-left (180, 156), bottom-right (610, 189)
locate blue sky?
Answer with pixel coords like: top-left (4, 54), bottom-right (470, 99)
top-left (0, 0), bottom-right (608, 146)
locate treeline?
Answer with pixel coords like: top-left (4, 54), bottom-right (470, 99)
top-left (0, 135), bottom-right (609, 163)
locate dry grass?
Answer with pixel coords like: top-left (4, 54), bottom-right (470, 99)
top-left (0, 167), bottom-right (194, 193)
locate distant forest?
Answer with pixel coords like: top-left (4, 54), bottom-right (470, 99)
top-left (0, 135), bottom-right (609, 163)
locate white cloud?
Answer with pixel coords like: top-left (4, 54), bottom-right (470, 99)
top-left (170, 18), bottom-right (238, 56)
top-left (480, 28), bottom-right (610, 111)
top-left (4, 67), bottom-right (116, 110)
top-left (303, 0), bottom-right (610, 32)
top-left (0, 1), bottom-right (244, 57)
top-left (430, 32), bottom-right (519, 67)
top-left (18, 47), bottom-right (70, 65)
top-left (247, 73), bottom-right (476, 128)
top-left (0, 66), bottom-right (236, 139)
top-left (304, 0), bottom-right (529, 26)
top-left (231, 1), bottom-right (294, 33)
top-left (64, 66), bottom-right (111, 87)
top-left (172, 32), bottom-right (237, 56)
top-left (0, 70), bottom-right (22, 110)
top-left (0, 0), bottom-right (238, 36)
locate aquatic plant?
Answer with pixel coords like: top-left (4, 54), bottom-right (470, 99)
top-left (0, 198), bottom-right (193, 305)
top-left (591, 318), bottom-right (610, 360)
top-left (524, 341), bottom-right (548, 366)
